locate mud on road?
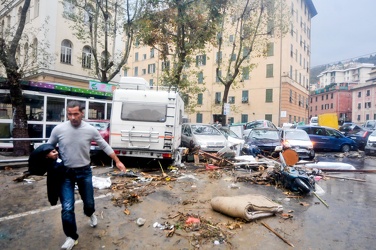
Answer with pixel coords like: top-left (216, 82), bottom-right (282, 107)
top-left (0, 155), bottom-right (376, 250)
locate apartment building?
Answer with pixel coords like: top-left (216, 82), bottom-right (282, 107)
top-left (310, 62), bottom-right (374, 124)
top-left (0, 0), bottom-right (123, 87)
top-left (351, 66), bottom-right (376, 123)
top-left (127, 0), bottom-right (317, 127)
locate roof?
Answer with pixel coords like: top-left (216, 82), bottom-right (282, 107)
top-left (305, 0), bottom-right (317, 17)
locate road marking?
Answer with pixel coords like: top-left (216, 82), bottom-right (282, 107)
top-left (0, 193), bottom-right (112, 222)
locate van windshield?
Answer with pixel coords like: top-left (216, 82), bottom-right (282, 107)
top-left (121, 102), bottom-right (167, 122)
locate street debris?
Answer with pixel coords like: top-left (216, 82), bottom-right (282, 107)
top-left (261, 222), bottom-right (295, 248)
top-left (210, 194), bottom-right (283, 221)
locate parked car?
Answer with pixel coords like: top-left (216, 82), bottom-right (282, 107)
top-left (280, 129), bottom-right (315, 160)
top-left (362, 120), bottom-right (376, 130)
top-left (242, 128), bottom-right (281, 157)
top-left (243, 120), bottom-right (277, 137)
top-left (297, 125), bottom-right (357, 152)
top-left (339, 123), bottom-right (363, 135)
top-left (181, 123), bottom-right (228, 152)
top-left (86, 119), bottom-right (110, 152)
top-left (365, 130), bottom-right (376, 155)
top-left (344, 128), bottom-right (372, 150)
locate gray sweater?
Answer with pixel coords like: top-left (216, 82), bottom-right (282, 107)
top-left (48, 121), bottom-right (114, 168)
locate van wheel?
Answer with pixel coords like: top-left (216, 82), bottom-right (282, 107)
top-left (341, 144), bottom-right (350, 152)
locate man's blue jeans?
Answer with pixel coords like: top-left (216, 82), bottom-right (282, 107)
top-left (60, 166), bottom-right (95, 240)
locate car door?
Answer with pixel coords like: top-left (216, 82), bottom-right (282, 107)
top-left (310, 127), bottom-right (329, 150)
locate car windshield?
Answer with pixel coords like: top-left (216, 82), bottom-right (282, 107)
top-left (250, 130), bottom-right (279, 140)
top-left (191, 125), bottom-right (221, 135)
top-left (285, 130), bottom-right (310, 141)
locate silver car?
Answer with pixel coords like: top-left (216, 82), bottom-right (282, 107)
top-left (365, 130), bottom-right (376, 155)
top-left (181, 123), bottom-right (228, 152)
top-left (280, 129), bottom-right (315, 160)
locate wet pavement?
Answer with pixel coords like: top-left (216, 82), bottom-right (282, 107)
top-left (0, 153), bottom-right (376, 249)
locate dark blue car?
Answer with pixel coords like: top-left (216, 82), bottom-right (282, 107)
top-left (297, 125), bottom-right (357, 152)
top-left (242, 128), bottom-right (281, 156)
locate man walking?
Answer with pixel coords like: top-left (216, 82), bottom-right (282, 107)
top-left (48, 101), bottom-right (126, 249)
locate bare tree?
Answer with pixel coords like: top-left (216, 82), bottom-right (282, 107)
top-left (137, 0), bottom-right (228, 111)
top-left (67, 0), bottom-right (143, 83)
top-left (215, 0), bottom-right (288, 125)
top-left (0, 0), bottom-right (32, 155)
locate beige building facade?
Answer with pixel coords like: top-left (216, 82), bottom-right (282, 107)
top-left (0, 0), bottom-right (123, 87)
top-left (126, 0), bottom-right (317, 127)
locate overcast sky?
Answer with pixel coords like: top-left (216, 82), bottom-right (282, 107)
top-left (310, 0), bottom-right (376, 67)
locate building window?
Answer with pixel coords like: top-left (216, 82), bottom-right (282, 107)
top-left (243, 47), bottom-right (250, 58)
top-left (228, 96), bottom-right (235, 104)
top-left (60, 39), bottom-right (72, 64)
top-left (330, 103), bottom-right (333, 109)
top-left (289, 90), bottom-right (292, 103)
top-left (215, 92), bottom-right (221, 104)
top-left (241, 114), bottom-right (248, 123)
top-left (266, 64), bottom-right (273, 78)
top-left (143, 54), bottom-right (147, 60)
top-left (216, 70), bottom-right (221, 83)
top-left (82, 46), bottom-right (91, 69)
top-left (197, 72), bottom-right (204, 84)
top-left (135, 52), bottom-right (139, 61)
top-left (134, 66), bottom-right (138, 76)
top-left (242, 67), bottom-right (250, 80)
top-left (267, 42), bottom-right (274, 56)
top-left (265, 114), bottom-right (272, 122)
top-left (331, 93), bottom-right (333, 99)
top-left (63, 0), bottom-right (75, 19)
top-left (198, 93), bottom-right (203, 105)
top-left (216, 51), bottom-right (222, 63)
top-left (142, 69), bottom-right (146, 75)
top-left (196, 113), bottom-right (203, 123)
top-left (229, 34), bottom-right (234, 42)
top-left (357, 115), bottom-right (361, 121)
top-left (366, 114), bottom-right (370, 120)
top-left (196, 54), bottom-right (206, 66)
top-left (147, 63), bottom-right (156, 74)
top-left (149, 79), bottom-right (154, 87)
top-left (161, 61), bottom-right (170, 71)
top-left (150, 48), bottom-right (155, 58)
top-left (357, 103), bottom-right (361, 109)
top-left (265, 89), bottom-right (273, 103)
top-left (242, 90), bottom-right (249, 103)
top-left (366, 90), bottom-right (371, 96)
top-left (358, 92), bottom-right (361, 97)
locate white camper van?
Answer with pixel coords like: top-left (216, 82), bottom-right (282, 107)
top-left (110, 77), bottom-right (184, 163)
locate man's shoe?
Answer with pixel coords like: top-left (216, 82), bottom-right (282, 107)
top-left (90, 214), bottom-right (97, 227)
top-left (61, 237), bottom-right (78, 250)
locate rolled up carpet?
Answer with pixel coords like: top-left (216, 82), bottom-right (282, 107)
top-left (211, 194), bottom-right (283, 221)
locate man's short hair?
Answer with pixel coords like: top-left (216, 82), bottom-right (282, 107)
top-left (67, 100), bottom-right (84, 112)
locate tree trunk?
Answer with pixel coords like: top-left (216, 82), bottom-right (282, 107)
top-left (8, 73), bottom-right (30, 156)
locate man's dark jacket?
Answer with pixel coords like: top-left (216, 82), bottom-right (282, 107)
top-left (28, 143), bottom-right (65, 205)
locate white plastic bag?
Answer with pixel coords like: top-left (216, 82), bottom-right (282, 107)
top-left (92, 176), bottom-right (112, 189)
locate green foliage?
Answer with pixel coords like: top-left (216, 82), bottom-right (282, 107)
top-left (136, 0), bottom-right (228, 112)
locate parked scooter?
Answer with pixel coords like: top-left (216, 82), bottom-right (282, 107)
top-left (272, 146), bottom-right (315, 195)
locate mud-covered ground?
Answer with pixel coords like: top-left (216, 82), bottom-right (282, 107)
top-left (0, 154), bottom-right (376, 250)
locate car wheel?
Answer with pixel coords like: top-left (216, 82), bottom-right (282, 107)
top-left (341, 144), bottom-right (350, 152)
top-left (364, 149), bottom-right (370, 155)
